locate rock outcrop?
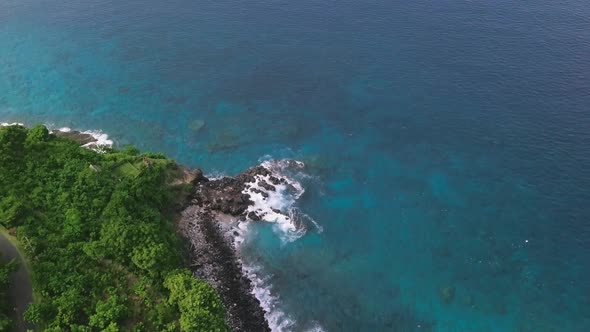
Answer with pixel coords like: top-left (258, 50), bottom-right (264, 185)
top-left (177, 165), bottom-right (294, 332)
top-left (53, 130), bottom-right (98, 145)
top-left (192, 166), bottom-right (287, 219)
top-left (180, 206), bottom-right (270, 332)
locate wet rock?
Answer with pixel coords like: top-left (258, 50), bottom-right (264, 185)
top-left (191, 169), bottom-right (209, 184)
top-left (461, 294), bottom-right (474, 307)
top-left (53, 130), bottom-right (97, 145)
top-left (439, 285), bottom-right (456, 304)
top-left (251, 188), bottom-right (268, 198)
top-left (207, 132), bottom-right (241, 152)
top-left (493, 301), bottom-right (507, 315)
top-left (188, 119), bottom-right (205, 133)
top-left (192, 165), bottom-right (273, 218)
top-left (258, 180), bottom-right (275, 192)
top-left (179, 206), bottom-right (270, 332)
top-left (268, 176), bottom-right (281, 185)
top-left (239, 193), bottom-right (251, 203)
top-left (176, 163), bottom-right (307, 331)
top-left (247, 211), bottom-right (261, 221)
top-left (301, 154), bottom-right (334, 174)
top-left (169, 167), bottom-right (210, 186)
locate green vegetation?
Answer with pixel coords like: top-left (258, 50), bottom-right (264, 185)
top-left (0, 125), bottom-right (229, 331)
top-left (0, 254), bottom-right (17, 331)
top-left (113, 162), bottom-right (141, 178)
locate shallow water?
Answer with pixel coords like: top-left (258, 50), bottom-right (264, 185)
top-left (2, 0), bottom-right (590, 330)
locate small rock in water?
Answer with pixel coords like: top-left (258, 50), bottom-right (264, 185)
top-left (461, 294), bottom-right (474, 307)
top-left (301, 154), bottom-right (333, 174)
top-left (191, 168), bottom-right (209, 184)
top-left (258, 180), bottom-right (275, 191)
top-left (207, 132), bottom-right (241, 152)
top-left (269, 176), bottom-right (281, 185)
top-left (439, 285), bottom-right (456, 304)
top-left (247, 211), bottom-right (261, 221)
top-left (188, 119), bottom-right (205, 133)
top-left (53, 130), bottom-right (98, 145)
top-left (251, 188), bottom-right (269, 198)
top-left (493, 301), bottom-right (507, 315)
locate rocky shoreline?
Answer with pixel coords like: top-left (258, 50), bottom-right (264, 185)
top-left (178, 205), bottom-right (270, 332)
top-left (177, 165), bottom-right (299, 332)
top-left (40, 124), bottom-right (283, 331)
top-left (52, 129), bottom-right (99, 145)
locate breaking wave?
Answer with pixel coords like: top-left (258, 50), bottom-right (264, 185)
top-left (240, 159), bottom-right (321, 243)
top-left (229, 158), bottom-right (324, 332)
top-left (0, 122), bottom-right (114, 151)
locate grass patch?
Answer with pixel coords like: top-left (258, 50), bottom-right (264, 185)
top-left (114, 162), bottom-right (140, 178)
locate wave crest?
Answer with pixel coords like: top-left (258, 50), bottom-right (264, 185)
top-left (241, 159), bottom-right (320, 243)
top-left (230, 158), bottom-right (324, 332)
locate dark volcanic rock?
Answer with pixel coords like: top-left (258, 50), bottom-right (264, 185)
top-left (180, 206), bottom-right (270, 332)
top-left (170, 167), bottom-right (210, 186)
top-left (176, 164), bottom-right (298, 332)
top-left (258, 180), bottom-right (275, 192)
top-left (191, 168), bottom-right (209, 185)
top-left (53, 130), bottom-right (97, 145)
top-left (192, 166), bottom-right (274, 218)
top-left (268, 176), bottom-right (282, 185)
top-left (251, 188), bottom-right (268, 199)
top-left (247, 211), bottom-right (261, 221)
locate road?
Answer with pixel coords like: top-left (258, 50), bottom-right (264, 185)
top-left (0, 232), bottom-right (33, 332)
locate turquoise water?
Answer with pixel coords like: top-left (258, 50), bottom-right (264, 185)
top-left (2, 0), bottom-right (590, 330)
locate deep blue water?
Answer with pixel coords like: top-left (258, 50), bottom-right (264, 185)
top-left (2, 0), bottom-right (590, 330)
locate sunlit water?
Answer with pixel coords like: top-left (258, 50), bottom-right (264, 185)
top-left (1, 0), bottom-right (590, 330)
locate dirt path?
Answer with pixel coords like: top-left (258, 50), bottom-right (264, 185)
top-left (0, 232), bottom-right (33, 332)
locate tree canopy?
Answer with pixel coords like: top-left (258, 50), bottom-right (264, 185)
top-left (0, 125), bottom-right (228, 331)
top-left (0, 255), bottom-right (17, 331)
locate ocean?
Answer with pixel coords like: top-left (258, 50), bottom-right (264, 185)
top-left (1, 0), bottom-right (589, 330)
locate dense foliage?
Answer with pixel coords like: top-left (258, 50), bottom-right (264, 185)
top-left (0, 125), bottom-right (228, 331)
top-left (0, 255), bottom-right (17, 331)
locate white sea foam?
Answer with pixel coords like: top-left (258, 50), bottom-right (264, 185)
top-left (1, 122), bottom-right (24, 127)
top-left (242, 262), bottom-right (297, 331)
top-left (229, 159), bottom-right (325, 332)
top-left (1, 122), bottom-right (114, 152)
top-left (306, 324), bottom-right (326, 332)
top-left (241, 159), bottom-right (320, 243)
top-left (227, 220), bottom-right (296, 331)
top-left (50, 127), bottom-right (114, 152)
top-left (204, 170), bottom-right (227, 181)
top-left (238, 257), bottom-right (325, 332)
top-left (80, 129), bottom-right (113, 151)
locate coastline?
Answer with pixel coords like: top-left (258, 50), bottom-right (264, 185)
top-left (175, 163), bottom-right (308, 331)
top-left (2, 122), bottom-right (113, 151)
top-left (178, 205), bottom-right (270, 332)
top-left (2, 122), bottom-right (276, 331)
